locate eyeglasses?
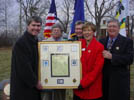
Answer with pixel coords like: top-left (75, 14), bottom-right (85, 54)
top-left (107, 25), bottom-right (118, 28)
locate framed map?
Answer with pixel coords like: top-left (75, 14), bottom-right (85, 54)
top-left (38, 41), bottom-right (82, 89)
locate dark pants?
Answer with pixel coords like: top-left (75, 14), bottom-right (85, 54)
top-left (42, 89), bottom-right (66, 100)
top-left (73, 94), bottom-right (102, 100)
top-left (102, 67), bottom-right (130, 100)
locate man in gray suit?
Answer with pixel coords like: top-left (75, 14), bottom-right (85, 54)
top-left (42, 23), bottom-right (66, 100)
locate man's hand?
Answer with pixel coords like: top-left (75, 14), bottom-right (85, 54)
top-left (36, 81), bottom-right (43, 90)
top-left (78, 84), bottom-right (83, 90)
top-left (102, 50), bottom-right (112, 59)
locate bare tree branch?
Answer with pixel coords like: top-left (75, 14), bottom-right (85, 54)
top-left (16, 0), bottom-right (50, 22)
top-left (85, 0), bottom-right (95, 18)
top-left (85, 0), bottom-right (117, 38)
top-left (57, 0), bottom-right (74, 33)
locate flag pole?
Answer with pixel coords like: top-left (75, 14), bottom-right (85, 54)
top-left (127, 16), bottom-right (130, 38)
top-left (127, 15), bottom-right (131, 100)
top-left (43, 0), bottom-right (57, 38)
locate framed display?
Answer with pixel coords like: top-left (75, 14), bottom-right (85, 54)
top-left (51, 53), bottom-right (70, 77)
top-left (38, 41), bottom-right (82, 89)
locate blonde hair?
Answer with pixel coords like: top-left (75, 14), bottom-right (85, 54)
top-left (82, 22), bottom-right (96, 32)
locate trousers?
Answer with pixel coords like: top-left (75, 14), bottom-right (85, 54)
top-left (42, 89), bottom-right (66, 100)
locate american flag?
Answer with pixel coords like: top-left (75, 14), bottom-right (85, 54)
top-left (44, 0), bottom-right (57, 38)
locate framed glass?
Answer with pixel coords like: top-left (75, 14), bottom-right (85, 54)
top-left (38, 41), bottom-right (82, 89)
top-left (51, 53), bottom-right (69, 77)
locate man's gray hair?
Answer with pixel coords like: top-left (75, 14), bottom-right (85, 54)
top-left (27, 16), bottom-right (42, 26)
top-left (51, 23), bottom-right (63, 32)
top-left (75, 20), bottom-right (85, 26)
top-left (107, 18), bottom-right (120, 27)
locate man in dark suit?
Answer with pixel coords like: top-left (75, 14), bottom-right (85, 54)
top-left (10, 16), bottom-right (42, 100)
top-left (99, 18), bottom-right (133, 100)
top-left (70, 21), bottom-right (84, 41)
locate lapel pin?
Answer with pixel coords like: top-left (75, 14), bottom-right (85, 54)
top-left (116, 46), bottom-right (119, 50)
top-left (88, 50), bottom-right (91, 53)
top-left (82, 48), bottom-right (85, 51)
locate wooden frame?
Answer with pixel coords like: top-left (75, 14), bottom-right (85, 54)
top-left (38, 41), bottom-right (82, 89)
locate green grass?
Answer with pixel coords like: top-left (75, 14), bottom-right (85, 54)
top-left (0, 47), bottom-right (12, 99)
top-left (0, 47), bottom-right (133, 100)
top-left (0, 48), bottom-right (12, 81)
top-left (130, 65), bottom-right (134, 100)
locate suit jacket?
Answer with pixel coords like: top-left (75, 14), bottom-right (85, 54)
top-left (99, 34), bottom-right (133, 100)
top-left (69, 35), bottom-right (84, 41)
top-left (74, 38), bottom-right (104, 99)
top-left (10, 31), bottom-right (41, 100)
top-left (100, 34), bottom-right (133, 67)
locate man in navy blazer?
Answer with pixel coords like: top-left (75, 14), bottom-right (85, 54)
top-left (99, 18), bottom-right (133, 100)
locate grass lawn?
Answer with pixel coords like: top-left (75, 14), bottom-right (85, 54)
top-left (0, 48), bottom-right (12, 82)
top-left (0, 47), bottom-right (133, 100)
top-left (0, 47), bottom-right (12, 99)
top-left (130, 65), bottom-right (134, 100)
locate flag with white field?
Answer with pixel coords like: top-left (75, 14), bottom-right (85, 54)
top-left (115, 0), bottom-right (129, 37)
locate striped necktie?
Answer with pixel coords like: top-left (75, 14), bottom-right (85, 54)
top-left (107, 39), bottom-right (113, 51)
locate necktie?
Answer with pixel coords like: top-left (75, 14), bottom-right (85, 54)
top-left (34, 36), bottom-right (38, 42)
top-left (108, 39), bottom-right (113, 51)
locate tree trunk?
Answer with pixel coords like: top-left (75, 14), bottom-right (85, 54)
top-left (19, 0), bottom-right (22, 36)
top-left (96, 22), bottom-right (101, 39)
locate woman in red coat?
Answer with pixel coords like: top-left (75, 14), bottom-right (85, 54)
top-left (73, 22), bottom-right (104, 100)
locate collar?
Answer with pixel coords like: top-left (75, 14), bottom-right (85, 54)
top-left (24, 31), bottom-right (38, 43)
top-left (53, 37), bottom-right (63, 41)
top-left (108, 36), bottom-right (117, 43)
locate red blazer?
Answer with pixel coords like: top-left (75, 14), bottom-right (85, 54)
top-left (74, 38), bottom-right (104, 99)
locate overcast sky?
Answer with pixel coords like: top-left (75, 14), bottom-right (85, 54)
top-left (3, 0), bottom-right (134, 30)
